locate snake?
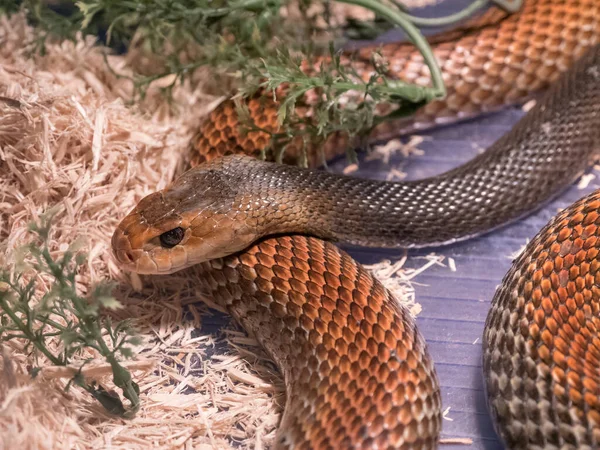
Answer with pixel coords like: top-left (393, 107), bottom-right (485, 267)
top-left (189, 0), bottom-right (600, 168)
top-left (111, 1), bottom-right (600, 449)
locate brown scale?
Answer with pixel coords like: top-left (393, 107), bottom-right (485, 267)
top-left (484, 192), bottom-right (600, 449)
top-left (195, 235), bottom-right (441, 449)
top-left (190, 0), bottom-right (600, 168)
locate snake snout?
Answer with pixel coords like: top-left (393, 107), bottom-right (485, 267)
top-left (111, 225), bottom-right (165, 275)
top-left (111, 226), bottom-right (139, 268)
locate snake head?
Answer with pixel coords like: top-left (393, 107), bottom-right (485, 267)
top-left (111, 160), bottom-right (262, 274)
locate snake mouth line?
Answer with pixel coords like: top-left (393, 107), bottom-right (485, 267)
top-left (111, 227), bottom-right (157, 274)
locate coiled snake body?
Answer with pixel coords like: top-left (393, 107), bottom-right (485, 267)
top-left (113, 2), bottom-right (600, 449)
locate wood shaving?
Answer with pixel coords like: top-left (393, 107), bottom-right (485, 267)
top-left (440, 437), bottom-right (473, 445)
top-left (448, 257), bottom-right (456, 272)
top-left (442, 406), bottom-right (453, 421)
top-left (342, 163), bottom-right (359, 174)
top-left (508, 239), bottom-right (530, 260)
top-left (365, 253), bottom-right (445, 317)
top-left (386, 167), bottom-right (408, 181)
top-left (578, 173), bottom-right (596, 189)
top-left (522, 99), bottom-right (537, 112)
top-left (367, 136), bottom-right (427, 164)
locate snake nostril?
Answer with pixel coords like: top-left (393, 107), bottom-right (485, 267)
top-left (124, 251), bottom-right (135, 263)
top-left (116, 249), bottom-right (136, 264)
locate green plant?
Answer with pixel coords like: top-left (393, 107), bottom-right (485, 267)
top-left (1, 0), bottom-right (521, 162)
top-left (0, 209), bottom-right (141, 418)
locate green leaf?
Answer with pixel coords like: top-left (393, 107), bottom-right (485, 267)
top-left (90, 386), bottom-right (127, 416)
top-left (61, 330), bottom-right (79, 346)
top-left (98, 296), bottom-right (123, 310)
top-left (119, 347), bottom-right (134, 358)
top-left (0, 209), bottom-right (141, 416)
top-left (126, 336), bottom-right (143, 347)
top-left (75, 253), bottom-right (87, 266)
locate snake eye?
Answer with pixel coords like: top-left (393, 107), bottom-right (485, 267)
top-left (159, 227), bottom-right (185, 248)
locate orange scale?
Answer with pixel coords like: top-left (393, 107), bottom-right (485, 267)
top-left (375, 342), bottom-right (390, 363)
top-left (570, 212), bottom-right (586, 226)
top-left (583, 210), bottom-right (599, 226)
top-left (297, 312), bottom-right (316, 331)
top-left (385, 356), bottom-right (402, 373)
top-left (552, 379), bottom-right (569, 404)
top-left (584, 393), bottom-right (600, 414)
top-left (583, 365), bottom-right (600, 386)
top-left (533, 309), bottom-right (546, 328)
top-left (537, 344), bottom-right (552, 364)
top-left (578, 263), bottom-right (590, 279)
top-left (588, 247), bottom-right (600, 263)
top-left (566, 360), bottom-right (585, 384)
top-left (552, 286), bottom-right (567, 304)
top-left (566, 313), bottom-right (584, 332)
top-left (316, 316), bottom-right (334, 340)
top-left (587, 276), bottom-right (597, 291)
top-left (550, 242), bottom-right (562, 256)
top-left (316, 289), bottom-right (336, 308)
top-left (305, 280), bottom-right (324, 297)
top-left (331, 288), bottom-right (351, 308)
top-left (367, 384), bottom-right (387, 412)
top-left (361, 335), bottom-right (376, 355)
top-left (528, 322), bottom-right (540, 340)
top-left (524, 301), bottom-right (536, 318)
top-left (396, 403), bottom-right (416, 428)
top-left (564, 281), bottom-right (578, 298)
top-left (541, 260), bottom-right (555, 276)
top-left (338, 274), bottom-right (356, 291)
top-left (353, 332), bottom-right (368, 352)
top-left (532, 268), bottom-right (544, 284)
top-left (576, 309), bottom-right (592, 327)
top-left (568, 388), bottom-right (584, 406)
top-left (541, 296), bottom-right (555, 315)
top-left (321, 271), bottom-right (342, 289)
top-left (318, 359), bottom-right (331, 378)
top-left (374, 311), bottom-right (392, 331)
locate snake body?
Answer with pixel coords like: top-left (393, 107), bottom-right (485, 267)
top-left (190, 0), bottom-right (600, 167)
top-left (196, 236), bottom-right (441, 449)
top-left (112, 2), bottom-right (600, 449)
top-left (484, 190), bottom-right (600, 449)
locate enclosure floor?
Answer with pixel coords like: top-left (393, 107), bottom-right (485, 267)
top-left (329, 107), bottom-right (600, 450)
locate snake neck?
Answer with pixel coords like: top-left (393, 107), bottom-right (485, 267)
top-left (211, 45), bottom-right (600, 249)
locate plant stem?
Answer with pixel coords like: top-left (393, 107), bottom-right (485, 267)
top-left (0, 295), bottom-right (64, 366)
top-left (38, 315), bottom-right (71, 332)
top-left (50, 272), bottom-right (140, 413)
top-left (492, 0), bottom-right (523, 13)
top-left (202, 0), bottom-right (273, 17)
top-left (338, 0), bottom-right (446, 100)
top-left (399, 0), bottom-right (488, 27)
top-left (399, 0), bottom-right (523, 27)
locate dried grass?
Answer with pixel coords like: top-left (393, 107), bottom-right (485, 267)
top-left (0, 13), bottom-right (440, 450)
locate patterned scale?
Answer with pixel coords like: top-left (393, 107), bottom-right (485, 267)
top-left (189, 0), bottom-right (600, 167)
top-left (195, 236), bottom-right (441, 449)
top-left (484, 193), bottom-right (600, 449)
